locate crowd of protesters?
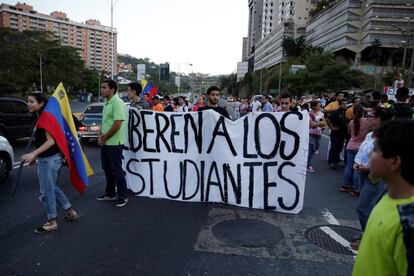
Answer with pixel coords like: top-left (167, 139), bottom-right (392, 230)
top-left (24, 77), bottom-right (413, 275)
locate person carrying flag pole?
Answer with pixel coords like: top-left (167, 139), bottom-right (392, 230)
top-left (21, 84), bottom-right (94, 234)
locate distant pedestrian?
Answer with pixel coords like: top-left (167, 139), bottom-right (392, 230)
top-left (272, 99), bottom-right (280, 112)
top-left (163, 95), bottom-right (174, 112)
top-left (21, 92), bottom-right (78, 233)
top-left (393, 87), bottom-right (413, 118)
top-left (192, 96), bottom-right (205, 111)
top-left (198, 86), bottom-right (230, 119)
top-left (127, 82), bottom-right (143, 109)
top-left (176, 96), bottom-right (188, 112)
top-left (307, 101), bottom-right (326, 173)
top-left (340, 104), bottom-right (369, 195)
top-left (327, 99), bottom-right (347, 169)
top-left (233, 98), bottom-right (241, 119)
top-left (97, 79), bottom-right (128, 207)
top-left (239, 98), bottom-right (250, 116)
top-left (251, 97), bottom-right (262, 112)
top-left (392, 72), bottom-right (405, 91)
top-left (279, 93), bottom-right (293, 112)
top-left (323, 92), bottom-right (344, 114)
top-left (152, 95), bottom-right (164, 112)
top-left (262, 96), bottom-right (273, 112)
top-left (353, 119), bottom-right (414, 276)
top-left (310, 100), bottom-right (325, 155)
top-left (354, 107), bottom-right (393, 234)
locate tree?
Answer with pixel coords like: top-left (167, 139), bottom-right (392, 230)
top-left (368, 39), bottom-right (384, 65)
top-left (286, 52), bottom-right (365, 95)
top-left (0, 28), bottom-right (89, 95)
top-left (309, 0), bottom-right (335, 18)
top-left (282, 36), bottom-right (306, 58)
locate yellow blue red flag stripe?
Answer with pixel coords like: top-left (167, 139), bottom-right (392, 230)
top-left (36, 83), bottom-right (94, 193)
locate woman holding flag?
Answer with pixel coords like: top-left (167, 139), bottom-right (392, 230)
top-left (21, 92), bottom-right (80, 234)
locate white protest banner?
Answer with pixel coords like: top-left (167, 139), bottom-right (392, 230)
top-left (123, 109), bottom-right (309, 214)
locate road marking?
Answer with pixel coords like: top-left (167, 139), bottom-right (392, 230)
top-left (321, 209), bottom-right (358, 256)
top-left (320, 226), bottom-right (358, 255)
top-left (193, 207), bottom-right (355, 264)
top-left (322, 209), bottom-right (340, 225)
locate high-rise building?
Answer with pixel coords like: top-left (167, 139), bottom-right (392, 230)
top-left (0, 2), bottom-right (118, 74)
top-left (242, 37), bottom-right (249, 61)
top-left (247, 0), bottom-right (264, 56)
top-left (254, 0), bottom-right (319, 71)
top-left (306, 0), bottom-right (414, 66)
top-left (261, 0), bottom-right (279, 39)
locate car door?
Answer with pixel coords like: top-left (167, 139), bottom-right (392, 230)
top-left (0, 100), bottom-right (17, 140)
top-left (11, 100), bottom-right (35, 138)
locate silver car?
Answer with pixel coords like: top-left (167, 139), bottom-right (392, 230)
top-left (78, 103), bottom-right (104, 142)
top-left (0, 135), bottom-right (14, 184)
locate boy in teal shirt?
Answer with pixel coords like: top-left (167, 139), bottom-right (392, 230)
top-left (353, 119), bottom-right (414, 276)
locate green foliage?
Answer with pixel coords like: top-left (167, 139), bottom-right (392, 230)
top-left (309, 0), bottom-right (335, 18)
top-left (0, 28), bottom-right (92, 95)
top-left (282, 36), bottom-right (306, 58)
top-left (286, 52), bottom-right (365, 95)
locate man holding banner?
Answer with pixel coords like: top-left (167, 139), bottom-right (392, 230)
top-left (198, 86), bottom-right (229, 119)
top-left (97, 79), bottom-right (128, 207)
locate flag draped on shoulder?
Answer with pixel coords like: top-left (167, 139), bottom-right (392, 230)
top-left (36, 83), bottom-right (94, 193)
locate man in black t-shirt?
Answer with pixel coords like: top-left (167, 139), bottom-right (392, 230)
top-left (393, 87), bottom-right (413, 118)
top-left (198, 86), bottom-right (230, 119)
top-left (328, 99), bottom-right (348, 169)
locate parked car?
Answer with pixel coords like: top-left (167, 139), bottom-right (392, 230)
top-left (0, 97), bottom-right (36, 141)
top-left (78, 103), bottom-right (104, 142)
top-left (0, 135), bottom-right (14, 184)
top-left (78, 100), bottom-right (131, 143)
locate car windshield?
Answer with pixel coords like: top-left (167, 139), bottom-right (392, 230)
top-left (82, 117), bottom-right (102, 126)
top-left (84, 105), bottom-right (103, 114)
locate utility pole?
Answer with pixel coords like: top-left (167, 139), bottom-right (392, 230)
top-left (39, 54), bottom-right (43, 93)
top-left (110, 0), bottom-right (118, 80)
top-left (408, 45), bottom-right (414, 87)
top-left (98, 71), bottom-right (101, 102)
top-left (278, 62), bottom-right (282, 96)
top-left (260, 69), bottom-right (263, 93)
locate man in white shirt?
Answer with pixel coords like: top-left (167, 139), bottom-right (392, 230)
top-left (176, 96), bottom-right (188, 112)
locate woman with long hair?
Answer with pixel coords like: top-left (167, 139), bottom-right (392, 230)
top-left (340, 104), bottom-right (370, 196)
top-left (307, 101), bottom-right (326, 172)
top-left (21, 92), bottom-right (78, 234)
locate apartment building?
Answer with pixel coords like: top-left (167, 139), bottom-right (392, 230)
top-left (0, 2), bottom-right (117, 73)
top-left (254, 0), bottom-right (318, 71)
top-left (306, 0), bottom-right (414, 66)
top-left (247, 0), bottom-right (264, 56)
top-left (261, 0), bottom-right (279, 39)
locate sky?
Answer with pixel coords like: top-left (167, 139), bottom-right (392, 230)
top-left (5, 0), bottom-right (249, 75)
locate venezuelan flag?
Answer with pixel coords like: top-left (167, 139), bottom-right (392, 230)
top-left (36, 83), bottom-right (94, 193)
top-left (140, 79), bottom-right (148, 94)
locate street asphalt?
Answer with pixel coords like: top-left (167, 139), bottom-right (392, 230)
top-left (0, 101), bottom-right (360, 276)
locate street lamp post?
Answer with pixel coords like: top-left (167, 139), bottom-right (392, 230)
top-left (110, 0), bottom-right (119, 79)
top-left (168, 62), bottom-right (193, 94)
top-left (39, 54), bottom-right (43, 93)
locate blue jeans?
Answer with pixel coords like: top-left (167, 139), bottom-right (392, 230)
top-left (357, 176), bottom-right (386, 231)
top-left (314, 136), bottom-right (321, 152)
top-left (308, 135), bottom-right (318, 167)
top-left (37, 153), bottom-right (72, 220)
top-left (342, 149), bottom-right (358, 187)
top-left (101, 145), bottom-right (127, 199)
